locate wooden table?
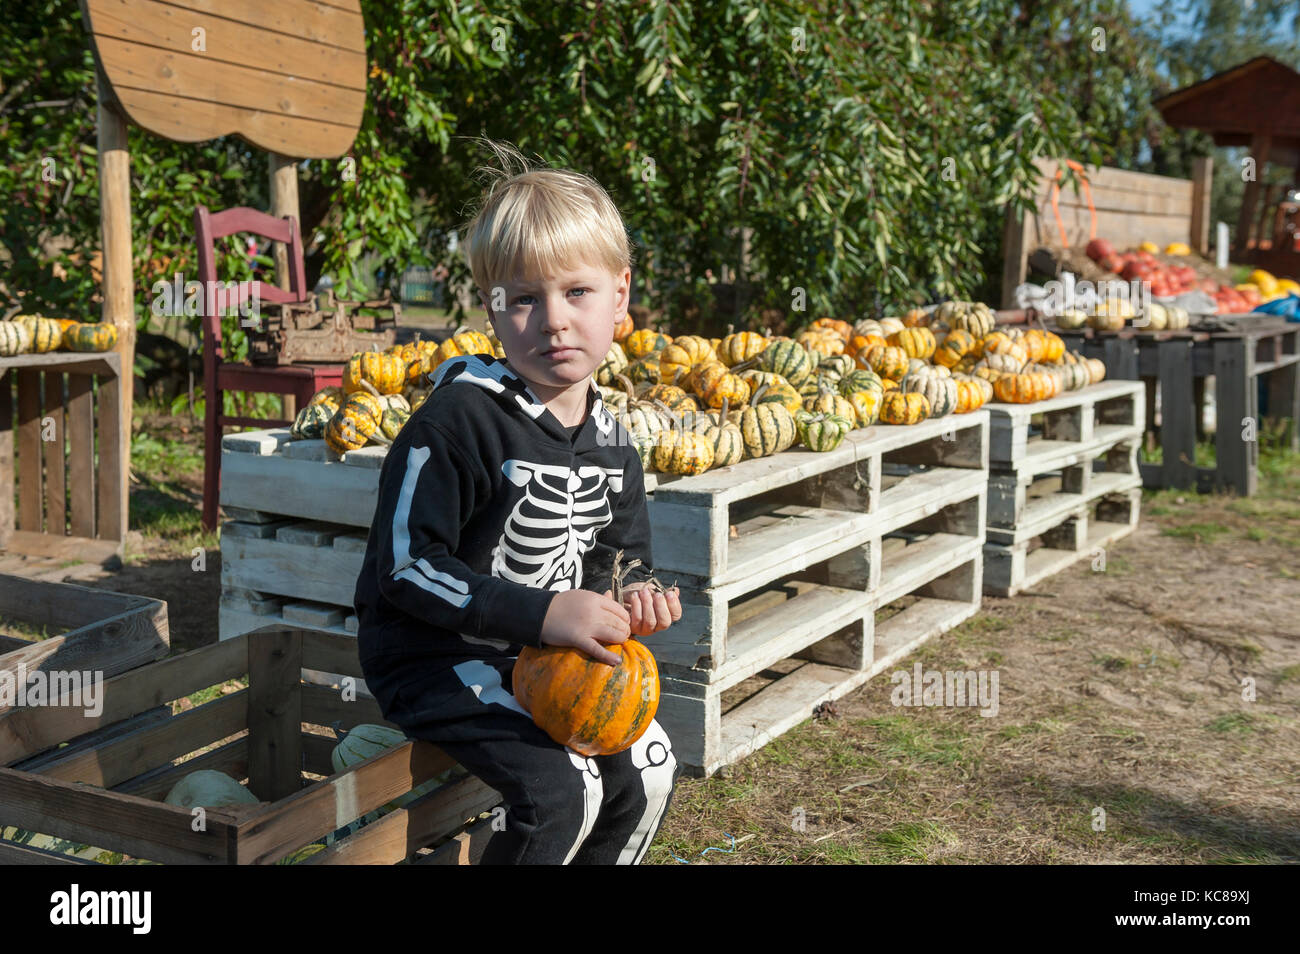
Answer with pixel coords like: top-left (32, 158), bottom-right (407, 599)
top-left (0, 351), bottom-right (126, 563)
top-left (1056, 317), bottom-right (1299, 495)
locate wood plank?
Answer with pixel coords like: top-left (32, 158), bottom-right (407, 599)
top-left (88, 0), bottom-right (367, 88)
top-left (1214, 337), bottom-right (1258, 495)
top-left (0, 353), bottom-right (118, 374)
top-left (15, 370), bottom-right (42, 532)
top-left (1001, 202), bottom-right (1034, 308)
top-left (0, 374), bottom-right (12, 548)
top-left (219, 450), bottom-right (379, 526)
top-left (716, 506), bottom-right (876, 590)
top-left (869, 595), bottom-right (979, 676)
top-left (42, 372), bottom-right (65, 536)
top-left (231, 741), bottom-right (453, 864)
top-left (304, 774), bottom-right (500, 866)
top-left (419, 816), bottom-right (496, 865)
top-left (126, 0), bottom-right (367, 53)
top-left (34, 692), bottom-right (246, 787)
top-left (95, 371), bottom-right (124, 541)
top-left (0, 574), bottom-right (163, 641)
top-left (876, 534), bottom-right (982, 607)
top-left (299, 682), bottom-right (393, 731)
top-left (12, 705), bottom-right (171, 773)
top-left (300, 629), bottom-right (366, 679)
top-left (0, 839), bottom-right (97, 864)
top-left (874, 467), bottom-right (985, 537)
top-left (114, 736), bottom-right (249, 801)
top-left (246, 628), bottom-right (303, 802)
top-left (220, 534), bottom-right (364, 605)
top-left (1159, 339), bottom-right (1197, 490)
top-left (65, 374), bottom-right (94, 539)
top-left (0, 634), bottom-right (245, 765)
top-left (0, 530), bottom-right (121, 563)
top-left (0, 766), bottom-right (236, 864)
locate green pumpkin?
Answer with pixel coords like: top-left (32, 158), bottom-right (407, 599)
top-left (623, 355), bottom-right (663, 386)
top-left (837, 368), bottom-right (884, 398)
top-left (758, 340), bottom-right (814, 388)
top-left (63, 322), bottom-right (118, 353)
top-left (290, 403), bottom-right (335, 440)
top-left (380, 406), bottom-right (412, 440)
top-left (795, 410), bottom-right (853, 452)
top-left (817, 354), bottom-right (856, 382)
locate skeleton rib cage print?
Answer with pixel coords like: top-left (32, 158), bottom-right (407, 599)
top-left (491, 460), bottom-right (626, 591)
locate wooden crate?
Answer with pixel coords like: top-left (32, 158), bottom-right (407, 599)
top-left (0, 575), bottom-right (169, 712)
top-left (652, 414), bottom-right (988, 775)
top-left (0, 352), bottom-right (127, 564)
top-left (0, 626), bottom-right (499, 865)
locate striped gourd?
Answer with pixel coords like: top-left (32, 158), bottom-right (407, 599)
top-left (797, 329), bottom-right (844, 358)
top-left (879, 390), bottom-right (930, 425)
top-left (847, 388), bottom-right (882, 427)
top-left (853, 318), bottom-right (886, 339)
top-left (878, 317), bottom-right (905, 338)
top-left (804, 389), bottom-right (856, 422)
top-left (741, 372), bottom-right (802, 414)
top-left (935, 301), bottom-right (995, 337)
top-left (980, 331), bottom-right (1028, 364)
top-left (901, 367), bottom-right (956, 417)
top-left (739, 403), bottom-right (797, 459)
top-left (18, 315), bottom-right (63, 353)
top-left (658, 337), bottom-right (714, 383)
top-left (430, 331), bottom-right (494, 373)
top-left (757, 340), bottom-right (814, 387)
top-left (624, 329), bottom-right (672, 359)
top-left (817, 354), bottom-right (856, 382)
top-left (934, 329), bottom-right (976, 368)
top-left (837, 368), bottom-right (883, 398)
top-left (889, 326), bottom-right (936, 361)
top-left (62, 322), bottom-right (118, 352)
top-left (864, 344), bottom-right (908, 380)
top-left (651, 428), bottom-right (715, 476)
top-left (309, 386), bottom-right (345, 411)
top-left (0, 320), bottom-right (32, 356)
top-left (795, 410), bottom-right (853, 452)
top-left (623, 355), bottom-right (662, 385)
top-left (325, 392), bottom-right (383, 453)
top-left (689, 400), bottom-right (744, 468)
top-left (596, 342), bottom-right (629, 385)
top-left (717, 331), bottom-right (768, 367)
top-left (691, 362), bottom-right (750, 410)
top-left (344, 351), bottom-right (406, 395)
top-left (290, 403), bottom-right (335, 440)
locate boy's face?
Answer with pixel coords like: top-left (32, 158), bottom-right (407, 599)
top-left (481, 263), bottom-right (629, 399)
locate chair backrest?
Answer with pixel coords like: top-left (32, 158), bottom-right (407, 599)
top-left (194, 205), bottom-right (311, 362)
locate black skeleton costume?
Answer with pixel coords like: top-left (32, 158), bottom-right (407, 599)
top-left (354, 353), bottom-right (679, 865)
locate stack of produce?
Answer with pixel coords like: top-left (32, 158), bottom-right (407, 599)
top-left (0, 315), bottom-right (119, 356)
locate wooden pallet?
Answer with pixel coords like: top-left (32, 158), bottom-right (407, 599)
top-left (983, 380), bottom-right (1144, 468)
top-left (0, 627), bottom-right (498, 865)
top-left (987, 440), bottom-right (1140, 534)
top-left (983, 486), bottom-right (1141, 597)
top-left (653, 416), bottom-right (988, 776)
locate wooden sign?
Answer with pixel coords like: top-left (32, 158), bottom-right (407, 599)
top-left (79, 0), bottom-right (367, 159)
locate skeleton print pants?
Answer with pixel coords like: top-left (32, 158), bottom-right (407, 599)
top-left (362, 653), bottom-right (681, 865)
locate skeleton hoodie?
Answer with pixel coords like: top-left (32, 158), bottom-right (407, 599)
top-left (353, 353), bottom-right (654, 666)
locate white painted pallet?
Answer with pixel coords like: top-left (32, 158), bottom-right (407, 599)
top-left (983, 380), bottom-right (1144, 467)
top-left (987, 438), bottom-right (1141, 533)
top-left (982, 485), bottom-right (1141, 597)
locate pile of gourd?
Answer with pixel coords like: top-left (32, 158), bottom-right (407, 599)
top-left (1055, 299), bottom-right (1191, 332)
top-left (0, 315), bottom-right (120, 356)
top-left (592, 302), bottom-right (1106, 477)
top-left (290, 328), bottom-right (506, 454)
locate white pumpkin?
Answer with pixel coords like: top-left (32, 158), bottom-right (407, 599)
top-left (164, 770), bottom-right (260, 808)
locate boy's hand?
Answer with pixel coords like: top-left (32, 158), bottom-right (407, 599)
top-left (621, 582), bottom-right (682, 637)
top-left (539, 589), bottom-right (630, 666)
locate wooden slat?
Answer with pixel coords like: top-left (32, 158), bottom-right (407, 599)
top-left (300, 683), bottom-right (393, 731)
top-left (34, 691), bottom-right (246, 787)
top-left (42, 372), bottom-right (65, 535)
top-left (15, 369), bottom-right (42, 532)
top-left (0, 373), bottom-right (13, 548)
top-left (0, 530), bottom-right (120, 563)
top-left (419, 816), bottom-right (497, 865)
top-left (0, 634), bottom-right (245, 765)
top-left (232, 741), bottom-right (453, 864)
top-left (0, 574), bottom-right (150, 631)
top-left (0, 766), bottom-right (237, 864)
top-left (122, 0), bottom-right (366, 53)
top-left (300, 629), bottom-right (366, 679)
top-left (0, 839), bottom-right (98, 864)
top-left (94, 371), bottom-right (124, 541)
top-left (12, 705), bottom-right (170, 773)
top-left (0, 353), bottom-right (117, 374)
top-left (1214, 338), bottom-right (1258, 495)
top-left (114, 735), bottom-right (249, 801)
top-left (1158, 340), bottom-right (1197, 490)
top-left (304, 774), bottom-right (500, 866)
top-left (247, 628), bottom-right (303, 802)
top-left (220, 534), bottom-right (363, 606)
top-left (89, 0), bottom-right (367, 88)
top-left (65, 374), bottom-right (94, 539)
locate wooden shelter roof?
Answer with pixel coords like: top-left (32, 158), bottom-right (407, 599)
top-left (1156, 56), bottom-right (1300, 150)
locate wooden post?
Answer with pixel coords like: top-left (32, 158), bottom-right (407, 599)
top-left (268, 152), bottom-right (300, 417)
top-left (1001, 203), bottom-right (1034, 309)
top-left (1235, 133), bottom-right (1271, 257)
top-left (97, 71), bottom-right (134, 499)
top-left (1190, 156), bottom-right (1213, 256)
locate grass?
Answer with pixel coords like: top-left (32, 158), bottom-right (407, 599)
top-left (1160, 522), bottom-right (1232, 543)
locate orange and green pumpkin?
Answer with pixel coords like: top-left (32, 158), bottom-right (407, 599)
top-left (624, 329), bottom-right (672, 359)
top-left (623, 355), bottom-right (662, 386)
top-left (344, 350), bottom-right (406, 395)
top-left (325, 391), bottom-right (383, 453)
top-left (429, 330), bottom-right (493, 373)
top-left (933, 329), bottom-right (976, 368)
top-left (889, 326), bottom-right (936, 361)
top-left (18, 315), bottom-right (63, 353)
top-left (846, 388), bottom-right (882, 427)
top-left (741, 372), bottom-right (802, 414)
top-left (290, 403), bottom-right (335, 440)
top-left (512, 639), bottom-right (660, 756)
top-left (879, 390), bottom-right (930, 425)
top-left (797, 329), bottom-right (844, 358)
top-left (62, 322), bottom-right (118, 353)
top-left (692, 362), bottom-right (750, 410)
top-left (979, 331), bottom-right (1028, 364)
top-left (596, 342), bottom-right (629, 385)
top-left (716, 331), bottom-right (768, 367)
top-left (804, 389), bottom-right (856, 422)
top-left (613, 313), bottom-right (635, 342)
top-left (652, 427), bottom-right (715, 475)
top-left (993, 370), bottom-right (1054, 404)
top-left (810, 317), bottom-right (853, 340)
top-left (863, 344), bottom-right (909, 381)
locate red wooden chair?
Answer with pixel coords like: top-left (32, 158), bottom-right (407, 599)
top-left (196, 205), bottom-right (345, 531)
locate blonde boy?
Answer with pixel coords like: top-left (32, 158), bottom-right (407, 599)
top-left (354, 144), bottom-right (682, 864)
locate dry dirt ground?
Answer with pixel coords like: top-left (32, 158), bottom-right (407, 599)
top-left (2, 413), bottom-right (1296, 865)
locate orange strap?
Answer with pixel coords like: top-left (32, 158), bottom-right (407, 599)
top-left (1050, 159), bottom-right (1097, 248)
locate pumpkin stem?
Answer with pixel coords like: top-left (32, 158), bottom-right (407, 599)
top-left (615, 373), bottom-right (637, 403)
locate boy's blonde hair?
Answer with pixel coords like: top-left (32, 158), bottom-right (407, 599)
top-left (460, 140), bottom-right (633, 295)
